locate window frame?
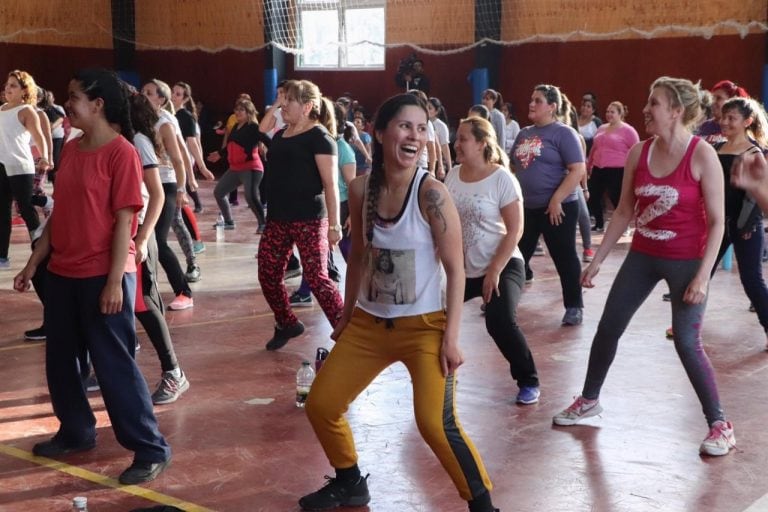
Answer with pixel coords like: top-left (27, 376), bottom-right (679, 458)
top-left (295, 0), bottom-right (386, 71)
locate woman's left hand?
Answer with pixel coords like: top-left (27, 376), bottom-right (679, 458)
top-left (440, 338), bottom-right (464, 377)
top-left (683, 275), bottom-right (709, 305)
top-left (36, 158), bottom-right (52, 172)
top-left (545, 199), bottom-right (564, 226)
top-left (482, 271), bottom-right (500, 305)
top-left (327, 228), bottom-right (341, 246)
top-left (100, 280), bottom-right (123, 315)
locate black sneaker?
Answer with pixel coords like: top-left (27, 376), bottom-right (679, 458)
top-left (24, 326), bottom-right (46, 341)
top-left (299, 474), bottom-right (370, 511)
top-left (118, 458), bottom-right (171, 485)
top-left (265, 320), bottom-right (305, 351)
top-left (33, 436), bottom-right (96, 458)
top-left (289, 292), bottom-right (313, 307)
top-left (662, 293), bottom-right (671, 302)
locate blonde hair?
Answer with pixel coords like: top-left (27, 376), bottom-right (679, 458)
top-left (607, 101), bottom-right (628, 120)
top-left (650, 76), bottom-right (702, 130)
top-left (7, 70), bottom-right (38, 105)
top-left (459, 116), bottom-right (509, 168)
top-left (150, 78), bottom-right (174, 114)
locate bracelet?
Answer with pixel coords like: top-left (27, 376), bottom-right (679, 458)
top-left (582, 188), bottom-right (589, 192)
top-left (176, 187), bottom-right (186, 193)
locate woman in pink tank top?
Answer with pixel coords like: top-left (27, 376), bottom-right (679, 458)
top-left (553, 77), bottom-right (735, 458)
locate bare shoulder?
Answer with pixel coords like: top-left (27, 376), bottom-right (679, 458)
top-left (419, 175), bottom-right (449, 204)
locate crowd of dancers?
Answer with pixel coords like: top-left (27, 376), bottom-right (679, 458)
top-left (3, 66), bottom-right (766, 510)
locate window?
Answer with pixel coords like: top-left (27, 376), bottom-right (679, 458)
top-left (296, 0), bottom-right (385, 70)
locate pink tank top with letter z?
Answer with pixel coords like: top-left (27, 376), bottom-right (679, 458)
top-left (631, 136), bottom-right (707, 260)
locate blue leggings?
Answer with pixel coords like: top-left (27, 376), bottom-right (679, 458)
top-left (582, 250), bottom-right (725, 426)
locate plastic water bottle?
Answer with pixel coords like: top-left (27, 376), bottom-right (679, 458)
top-left (215, 214), bottom-right (225, 242)
top-left (72, 496), bottom-right (88, 511)
top-left (295, 361), bottom-right (315, 407)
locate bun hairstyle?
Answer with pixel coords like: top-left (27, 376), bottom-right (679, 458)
top-left (282, 79), bottom-right (335, 131)
top-left (650, 76), bottom-right (703, 130)
top-left (74, 68), bottom-right (134, 142)
top-left (534, 84), bottom-right (562, 119)
top-left (460, 116), bottom-right (509, 169)
top-left (150, 78), bottom-right (174, 114)
top-left (608, 101), bottom-right (628, 120)
top-left (711, 80), bottom-right (749, 99)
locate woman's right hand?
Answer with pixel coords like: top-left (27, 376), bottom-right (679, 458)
top-left (330, 316), bottom-right (350, 341)
top-left (581, 262), bottom-right (600, 288)
top-left (13, 264), bottom-right (36, 292)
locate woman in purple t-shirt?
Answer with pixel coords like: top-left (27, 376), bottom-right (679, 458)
top-left (511, 84), bottom-right (586, 326)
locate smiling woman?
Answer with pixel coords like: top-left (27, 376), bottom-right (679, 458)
top-left (299, 94), bottom-right (499, 512)
top-left (554, 76), bottom-right (736, 459)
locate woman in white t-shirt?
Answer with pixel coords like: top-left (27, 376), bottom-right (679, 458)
top-left (446, 116), bottom-right (540, 405)
top-left (427, 97), bottom-right (452, 180)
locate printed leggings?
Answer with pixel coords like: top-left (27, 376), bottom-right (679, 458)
top-left (305, 308), bottom-right (493, 501)
top-left (257, 218), bottom-right (343, 328)
top-left (582, 250), bottom-right (725, 426)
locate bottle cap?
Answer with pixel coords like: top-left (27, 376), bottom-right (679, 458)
top-left (73, 497), bottom-right (87, 507)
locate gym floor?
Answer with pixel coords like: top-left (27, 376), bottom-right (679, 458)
top-left (1, 181), bottom-right (766, 512)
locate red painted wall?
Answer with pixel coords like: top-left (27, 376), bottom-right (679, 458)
top-left (1, 33), bottom-right (763, 138)
top-left (499, 34), bottom-right (766, 133)
top-left (0, 43), bottom-right (114, 103)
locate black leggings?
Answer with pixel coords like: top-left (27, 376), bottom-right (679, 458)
top-left (155, 183), bottom-right (192, 297)
top-left (0, 168), bottom-right (39, 258)
top-left (519, 200), bottom-right (583, 308)
top-left (464, 258), bottom-right (538, 388)
top-left (587, 166), bottom-right (623, 230)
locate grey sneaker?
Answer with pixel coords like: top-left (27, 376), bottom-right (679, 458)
top-left (562, 307), bottom-right (583, 326)
top-left (186, 264), bottom-right (201, 283)
top-left (151, 370), bottom-right (190, 405)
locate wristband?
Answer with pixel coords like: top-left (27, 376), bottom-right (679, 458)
top-left (329, 224), bottom-right (342, 233)
top-left (177, 187), bottom-right (186, 193)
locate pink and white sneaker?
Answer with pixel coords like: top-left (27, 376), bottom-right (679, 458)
top-left (553, 395), bottom-right (603, 426)
top-left (700, 420), bottom-right (735, 456)
top-left (168, 294), bottom-right (194, 311)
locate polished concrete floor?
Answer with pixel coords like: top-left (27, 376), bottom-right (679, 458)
top-left (2, 181), bottom-right (768, 512)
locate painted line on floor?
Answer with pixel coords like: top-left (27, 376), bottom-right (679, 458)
top-left (0, 342), bottom-right (43, 352)
top-left (0, 443), bottom-right (214, 512)
top-left (743, 494), bottom-right (768, 512)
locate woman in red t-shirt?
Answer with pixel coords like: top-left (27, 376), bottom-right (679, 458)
top-left (13, 69), bottom-right (171, 484)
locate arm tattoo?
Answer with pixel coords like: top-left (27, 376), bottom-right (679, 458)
top-left (424, 188), bottom-right (448, 234)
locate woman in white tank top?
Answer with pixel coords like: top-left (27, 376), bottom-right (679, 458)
top-left (0, 70), bottom-right (51, 268)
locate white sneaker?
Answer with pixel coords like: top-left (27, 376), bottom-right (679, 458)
top-left (699, 420), bottom-right (735, 456)
top-left (553, 396), bottom-right (603, 426)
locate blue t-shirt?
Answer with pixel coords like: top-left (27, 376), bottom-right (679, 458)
top-left (354, 131), bottom-right (371, 170)
top-left (511, 122), bottom-right (583, 209)
top-left (337, 137), bottom-right (356, 202)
